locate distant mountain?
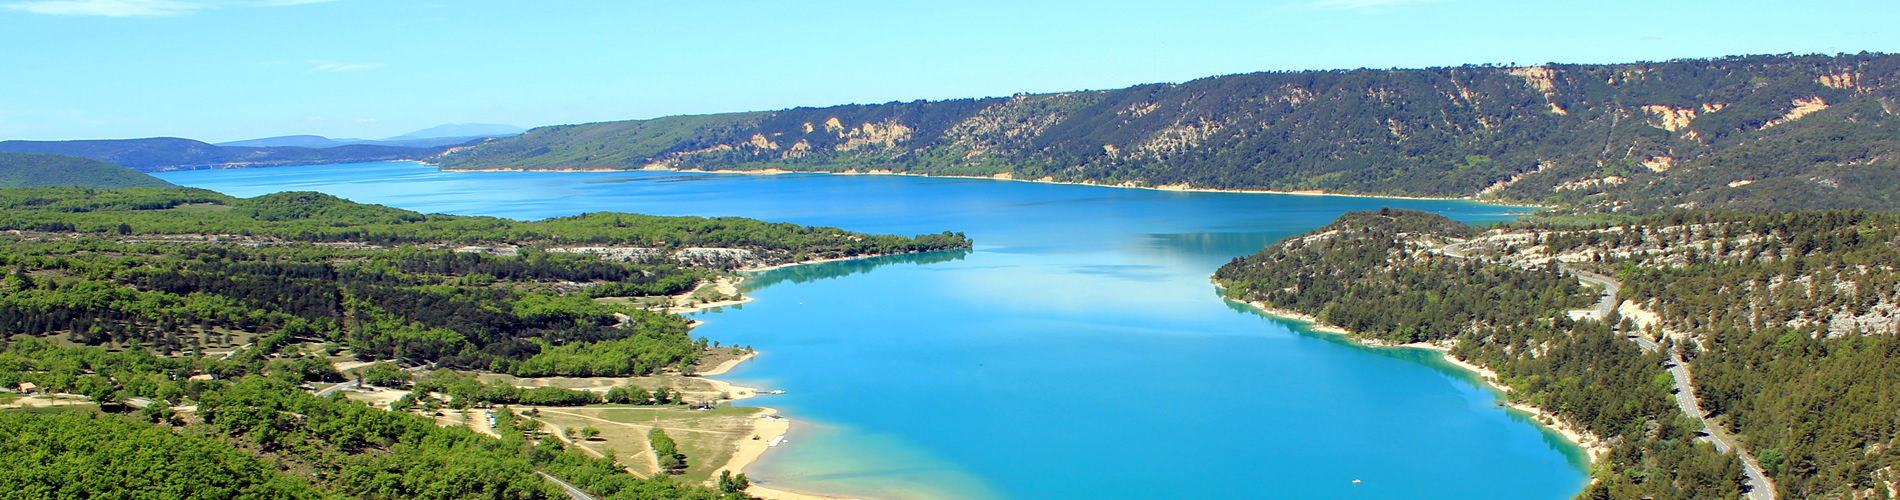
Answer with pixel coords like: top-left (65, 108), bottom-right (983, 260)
top-left (389, 123), bottom-right (525, 140)
top-left (0, 152), bottom-right (176, 188)
top-left (215, 135), bottom-right (496, 149)
top-left (360, 136), bottom-right (507, 148)
top-left (214, 123), bottom-right (525, 150)
top-left (436, 52), bottom-right (1900, 214)
top-left (0, 137), bottom-right (450, 172)
top-left (216, 135), bottom-right (341, 148)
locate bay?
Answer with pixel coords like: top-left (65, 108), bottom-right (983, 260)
top-left (157, 162), bottom-right (1589, 500)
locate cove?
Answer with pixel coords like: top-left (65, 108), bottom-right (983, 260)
top-left (157, 162), bottom-right (1591, 500)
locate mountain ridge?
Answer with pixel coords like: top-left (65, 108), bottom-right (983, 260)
top-left (216, 134), bottom-right (505, 149)
top-left (434, 52), bottom-right (1900, 214)
top-left (216, 123), bottom-right (525, 149)
top-left (388, 123), bottom-right (525, 140)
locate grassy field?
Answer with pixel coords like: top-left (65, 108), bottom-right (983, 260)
top-left (473, 373), bottom-right (741, 402)
top-left (381, 371), bottom-right (770, 484)
top-left (593, 278), bottom-right (740, 312)
top-left (529, 404), bottom-right (763, 483)
top-left (358, 389), bottom-right (765, 483)
top-left (166, 203), bottom-right (233, 213)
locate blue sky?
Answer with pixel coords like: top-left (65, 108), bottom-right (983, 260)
top-left (2, 0), bottom-right (1895, 143)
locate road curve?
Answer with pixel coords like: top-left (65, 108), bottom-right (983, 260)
top-left (537, 471), bottom-right (599, 500)
top-left (313, 380), bottom-right (358, 398)
top-left (1563, 268), bottom-right (1774, 500)
top-left (1436, 240), bottom-right (1774, 499)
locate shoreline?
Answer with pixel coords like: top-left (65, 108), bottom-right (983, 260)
top-left (697, 351), bottom-right (756, 377)
top-left (1223, 295), bottom-right (1608, 462)
top-left (739, 252), bottom-right (901, 273)
top-left (691, 336), bottom-right (860, 499)
top-left (668, 277), bottom-right (754, 315)
top-left (433, 164), bottom-right (1533, 207)
top-left (700, 359), bottom-right (862, 500)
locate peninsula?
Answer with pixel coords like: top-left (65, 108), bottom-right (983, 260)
top-left (0, 166), bottom-right (971, 500)
top-left (1217, 207), bottom-right (1900, 499)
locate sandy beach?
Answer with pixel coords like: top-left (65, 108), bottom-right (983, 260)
top-left (696, 369), bottom-right (862, 499)
top-left (747, 485), bottom-right (861, 500)
top-left (1231, 298), bottom-right (1350, 335)
top-left (705, 408), bottom-right (786, 488)
top-left (667, 275), bottom-right (858, 499)
top-left (698, 351), bottom-right (756, 377)
top-left (686, 358), bottom-right (839, 498)
top-left (664, 277), bottom-right (754, 315)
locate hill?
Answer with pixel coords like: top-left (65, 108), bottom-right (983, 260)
top-left (1214, 210), bottom-right (1746, 498)
top-left (1218, 208), bottom-right (1900, 498)
top-left (217, 127), bottom-right (523, 149)
top-left (0, 152), bottom-right (175, 188)
top-left (214, 134), bottom-right (343, 148)
top-left (390, 123), bottom-right (526, 140)
top-left (0, 186), bottom-right (965, 500)
top-left (436, 52), bottom-right (1900, 214)
top-left (0, 137), bottom-right (449, 172)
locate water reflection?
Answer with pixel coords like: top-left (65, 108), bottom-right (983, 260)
top-left (740, 248), bottom-right (972, 290)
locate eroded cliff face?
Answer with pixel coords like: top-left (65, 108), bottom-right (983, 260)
top-left (942, 93), bottom-right (1086, 160)
top-left (439, 53), bottom-right (1900, 213)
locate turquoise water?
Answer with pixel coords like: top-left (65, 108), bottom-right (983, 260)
top-left (157, 162), bottom-right (1590, 500)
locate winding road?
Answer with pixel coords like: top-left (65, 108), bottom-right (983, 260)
top-left (313, 380), bottom-right (358, 398)
top-left (1567, 270), bottom-right (1774, 500)
top-left (537, 471), bottom-right (599, 500)
top-left (1439, 240), bottom-right (1775, 499)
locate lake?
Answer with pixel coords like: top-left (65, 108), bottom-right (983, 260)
top-left (157, 162), bottom-right (1590, 500)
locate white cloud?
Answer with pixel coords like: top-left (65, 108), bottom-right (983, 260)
top-left (1311, 0), bottom-right (1436, 10)
top-left (5, 0), bottom-right (205, 16)
top-left (2, 0), bottom-right (334, 16)
top-left (308, 59), bottom-right (383, 72)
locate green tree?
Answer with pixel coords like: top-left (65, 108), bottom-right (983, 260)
top-left (649, 428), bottom-right (686, 475)
top-left (361, 362), bottom-right (411, 388)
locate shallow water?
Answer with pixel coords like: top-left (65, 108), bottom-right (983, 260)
top-left (159, 162), bottom-right (1589, 500)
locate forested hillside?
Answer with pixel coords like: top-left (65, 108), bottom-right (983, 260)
top-left (0, 187), bottom-right (967, 377)
top-left (0, 137), bottom-right (454, 172)
top-left (437, 53), bottom-right (1900, 214)
top-left (1230, 208), bottom-right (1900, 499)
top-left (1449, 210), bottom-right (1900, 499)
top-left (0, 152), bottom-right (175, 188)
top-left (1213, 208), bottom-right (1594, 343)
top-left (1215, 209), bottom-right (1742, 499)
top-left (0, 186), bottom-right (967, 499)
